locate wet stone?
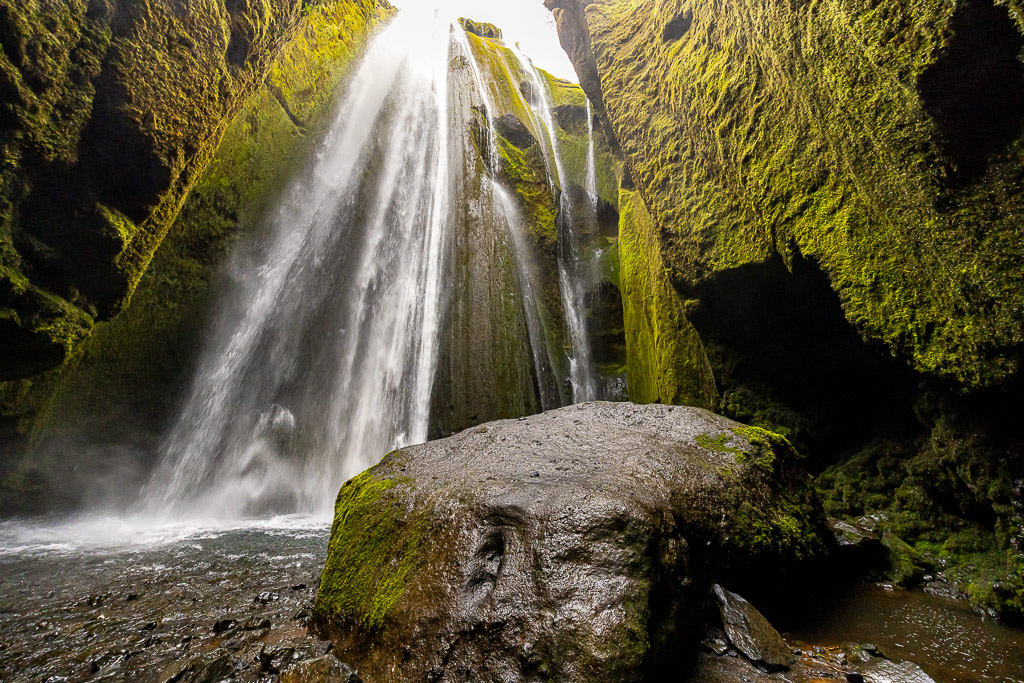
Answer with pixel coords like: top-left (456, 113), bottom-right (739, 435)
top-left (255, 591), bottom-right (280, 605)
top-left (212, 618), bottom-right (237, 633)
top-left (280, 653), bottom-right (362, 683)
top-left (714, 584), bottom-right (796, 670)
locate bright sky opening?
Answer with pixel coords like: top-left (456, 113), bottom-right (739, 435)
top-left (387, 0), bottom-right (578, 82)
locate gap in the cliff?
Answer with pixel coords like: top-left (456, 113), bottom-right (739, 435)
top-left (389, 0), bottom-right (577, 80)
top-left (689, 252), bottom-right (921, 468)
top-left (918, 0), bottom-right (1024, 185)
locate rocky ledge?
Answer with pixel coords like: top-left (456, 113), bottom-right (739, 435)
top-left (313, 402), bottom-right (834, 681)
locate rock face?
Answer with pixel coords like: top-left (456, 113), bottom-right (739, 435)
top-left (314, 402), bottom-right (830, 682)
top-left (547, 0), bottom-right (1024, 390)
top-left (546, 0), bottom-right (1024, 618)
top-left (0, 0), bottom-right (390, 382)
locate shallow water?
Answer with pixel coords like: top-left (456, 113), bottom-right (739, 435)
top-left (788, 583), bottom-right (1024, 682)
top-left (3, 518), bottom-right (1024, 682)
top-left (0, 516), bottom-right (333, 682)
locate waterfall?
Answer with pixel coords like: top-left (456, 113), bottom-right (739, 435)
top-left (586, 100), bottom-right (599, 203)
top-left (138, 9), bottom-right (609, 519)
top-left (143, 8), bottom-right (458, 518)
top-left (513, 49), bottom-right (600, 402)
top-left (451, 26), bottom-right (563, 411)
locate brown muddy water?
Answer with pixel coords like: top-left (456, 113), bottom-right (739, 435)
top-left (785, 583), bottom-right (1024, 682)
top-left (1, 517), bottom-right (1023, 682)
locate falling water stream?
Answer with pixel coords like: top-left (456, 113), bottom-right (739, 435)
top-left (514, 49), bottom-right (600, 402)
top-left (0, 11), bottom-right (604, 679)
top-left (586, 100), bottom-right (599, 202)
top-left (143, 11), bottom-right (555, 519)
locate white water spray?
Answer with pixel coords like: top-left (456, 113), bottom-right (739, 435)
top-left (586, 99), bottom-right (599, 203)
top-left (143, 8), bottom-right (458, 518)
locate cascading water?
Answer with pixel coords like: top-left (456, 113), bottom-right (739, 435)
top-left (140, 9), bottom-right (581, 520)
top-left (586, 100), bottom-right (599, 203)
top-left (144, 8), bottom-right (458, 518)
top-left (513, 49), bottom-right (600, 402)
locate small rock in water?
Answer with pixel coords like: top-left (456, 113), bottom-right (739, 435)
top-left (713, 584), bottom-right (795, 670)
top-left (701, 627), bottom-right (730, 655)
top-left (212, 618), bottom-right (237, 633)
top-left (255, 591), bottom-right (280, 604)
top-left (243, 616), bottom-right (272, 631)
top-left (260, 645), bottom-right (297, 673)
top-left (280, 653), bottom-right (363, 682)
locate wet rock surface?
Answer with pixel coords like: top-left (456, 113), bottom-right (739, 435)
top-left (0, 520), bottom-right (347, 682)
top-left (314, 402), bottom-right (831, 682)
top-left (692, 642), bottom-right (937, 682)
top-left (712, 584), bottom-right (794, 669)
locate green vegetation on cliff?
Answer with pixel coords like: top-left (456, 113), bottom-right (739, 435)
top-left (555, 0), bottom-right (1024, 389)
top-left (549, 0), bottom-right (1024, 618)
top-left (1, 0), bottom-right (393, 513)
top-left (619, 189), bottom-right (715, 408)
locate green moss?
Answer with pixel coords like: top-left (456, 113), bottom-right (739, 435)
top-left (2, 0), bottom-right (391, 512)
top-left (571, 0), bottom-right (1024, 388)
top-left (618, 189), bottom-right (716, 408)
top-left (730, 425), bottom-right (793, 475)
top-left (817, 411), bottom-right (1024, 618)
top-left (696, 431), bottom-right (742, 455)
top-left (315, 469), bottom-right (426, 631)
top-left (700, 422), bottom-right (830, 569)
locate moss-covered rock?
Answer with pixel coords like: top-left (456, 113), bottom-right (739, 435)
top-left (549, 0), bottom-right (1024, 389)
top-left (0, 0), bottom-right (394, 514)
top-left (0, 0), bottom-right (393, 377)
top-left (452, 27), bottom-right (626, 409)
top-left (315, 402), bottom-right (831, 681)
top-left (817, 397), bottom-right (1024, 619)
top-left (547, 0), bottom-right (1024, 618)
top-left (619, 188), bottom-right (715, 408)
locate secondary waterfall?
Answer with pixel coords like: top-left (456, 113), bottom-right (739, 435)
top-left (513, 50), bottom-right (601, 402)
top-left (140, 10), bottom-right (597, 519)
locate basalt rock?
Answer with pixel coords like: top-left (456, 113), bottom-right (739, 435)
top-left (712, 584), bottom-right (795, 670)
top-left (494, 114), bottom-right (536, 150)
top-left (314, 402), bottom-right (831, 682)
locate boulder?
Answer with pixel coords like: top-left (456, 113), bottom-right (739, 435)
top-left (314, 402), bottom-right (831, 682)
top-left (712, 584), bottom-right (795, 669)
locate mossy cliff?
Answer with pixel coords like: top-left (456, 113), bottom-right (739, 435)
top-left (547, 0), bottom-right (1024, 618)
top-left (432, 26), bottom-right (624, 420)
top-left (0, 0), bottom-right (393, 513)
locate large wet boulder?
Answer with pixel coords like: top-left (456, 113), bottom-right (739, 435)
top-left (314, 402), bottom-right (831, 682)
